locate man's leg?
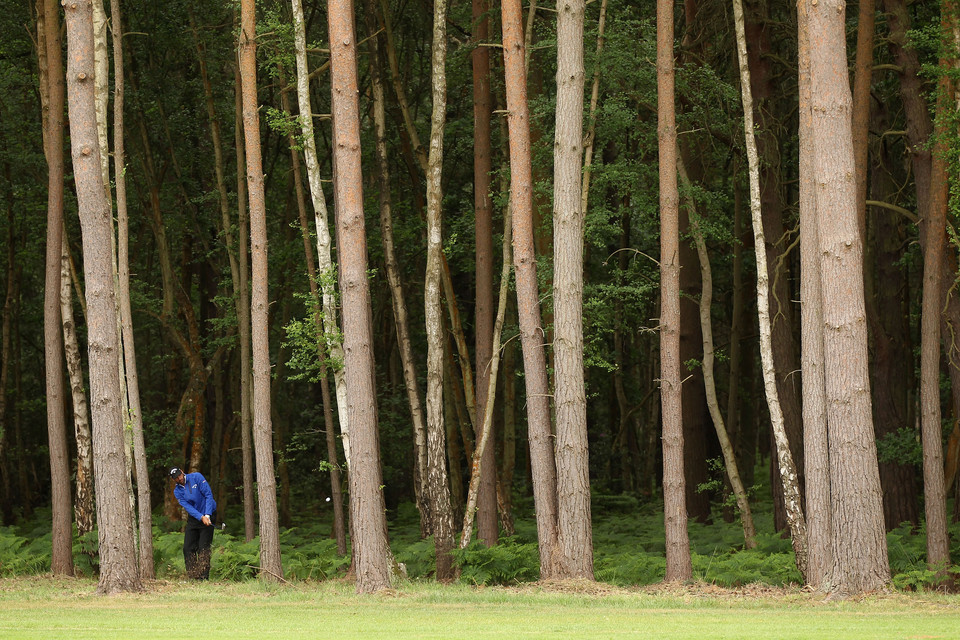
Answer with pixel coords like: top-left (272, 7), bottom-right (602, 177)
top-left (183, 518), bottom-right (202, 578)
top-left (196, 511), bottom-right (216, 580)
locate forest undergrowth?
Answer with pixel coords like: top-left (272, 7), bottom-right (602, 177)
top-left (2, 464), bottom-right (959, 591)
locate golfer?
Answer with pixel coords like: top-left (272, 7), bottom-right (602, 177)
top-left (169, 467), bottom-right (217, 580)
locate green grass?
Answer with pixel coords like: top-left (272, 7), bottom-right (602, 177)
top-left (1, 576), bottom-right (958, 639)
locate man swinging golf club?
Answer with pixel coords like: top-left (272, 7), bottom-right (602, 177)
top-left (169, 466), bottom-right (217, 580)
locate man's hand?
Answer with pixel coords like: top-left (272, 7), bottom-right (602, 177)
top-left (201, 515), bottom-right (211, 526)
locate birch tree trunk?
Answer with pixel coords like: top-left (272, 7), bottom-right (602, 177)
top-left (41, 0), bottom-right (72, 577)
top-left (424, 0), bottom-right (457, 579)
top-left (733, 0), bottom-right (807, 578)
top-left (553, 0), bottom-right (593, 580)
top-left (328, 0), bottom-right (392, 593)
top-left (64, 0), bottom-right (141, 594)
top-left (657, 0), bottom-right (691, 583)
top-left (502, 0), bottom-right (559, 578)
top-left (239, 0), bottom-right (283, 581)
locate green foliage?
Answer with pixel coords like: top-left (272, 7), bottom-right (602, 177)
top-left (0, 528), bottom-right (49, 576)
top-left (451, 538), bottom-right (541, 586)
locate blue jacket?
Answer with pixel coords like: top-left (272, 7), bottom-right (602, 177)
top-left (174, 472), bottom-right (217, 523)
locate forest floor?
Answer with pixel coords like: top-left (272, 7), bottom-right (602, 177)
top-left (1, 575), bottom-right (958, 639)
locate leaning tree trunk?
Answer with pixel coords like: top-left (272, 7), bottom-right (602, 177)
top-left (423, 0), bottom-right (457, 580)
top-left (64, 0), bottom-right (141, 594)
top-left (239, 0), bottom-right (283, 582)
top-left (328, 0), bottom-right (392, 593)
top-left (553, 0), bottom-right (593, 580)
top-left (678, 155), bottom-right (757, 550)
top-left (806, 0), bottom-right (890, 594)
top-left (657, 0), bottom-right (692, 583)
top-left (502, 0), bottom-right (559, 579)
top-left (41, 0), bottom-right (73, 578)
top-left (734, 0), bottom-right (807, 578)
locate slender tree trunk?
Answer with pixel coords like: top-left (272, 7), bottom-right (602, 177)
top-left (797, 0), bottom-right (830, 589)
top-left (805, 0), bottom-right (890, 594)
top-left (0, 162), bottom-right (13, 528)
top-left (42, 0), bottom-right (73, 578)
top-left (328, 0), bottom-right (392, 592)
top-left (657, 0), bottom-right (691, 582)
top-left (919, 10), bottom-right (953, 574)
top-left (110, 0), bottom-right (153, 579)
top-left (239, 0), bottom-right (283, 581)
top-left (361, 0), bottom-right (431, 538)
top-left (553, 0), bottom-right (593, 580)
top-left (472, 0), bottom-right (498, 548)
top-left (502, 0), bottom-right (559, 578)
top-left (678, 156), bottom-right (757, 550)
top-left (64, 0), bottom-right (141, 594)
top-left (580, 0), bottom-right (608, 216)
top-left (234, 57), bottom-right (256, 543)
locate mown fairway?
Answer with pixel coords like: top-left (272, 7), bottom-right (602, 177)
top-left (1, 577), bottom-right (958, 639)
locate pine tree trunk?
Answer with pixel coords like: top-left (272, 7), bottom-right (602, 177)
top-left (553, 0), bottom-right (593, 580)
top-left (233, 58), bottom-right (256, 543)
top-left (657, 0), bottom-right (691, 582)
top-left (472, 0), bottom-right (498, 548)
top-left (64, 0), bottom-right (142, 593)
top-left (328, 0), bottom-right (392, 593)
top-left (502, 0), bottom-right (559, 578)
top-left (42, 0), bottom-right (73, 579)
top-left (805, 0), bottom-right (890, 593)
top-left (239, 0), bottom-right (283, 581)
top-left (797, 0), bottom-right (831, 589)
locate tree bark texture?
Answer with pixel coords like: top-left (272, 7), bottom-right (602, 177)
top-left (328, 0), bottom-right (393, 592)
top-left (424, 0), bottom-right (457, 581)
top-left (239, 0), bottom-right (283, 581)
top-left (657, 0), bottom-right (692, 582)
top-left (553, 0), bottom-right (593, 580)
top-left (806, 0), bottom-right (890, 594)
top-left (41, 0), bottom-right (73, 577)
top-left (472, 0), bottom-right (498, 549)
top-left (64, 0), bottom-right (142, 594)
top-left (502, 0), bottom-right (559, 578)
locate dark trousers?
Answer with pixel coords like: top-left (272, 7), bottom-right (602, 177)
top-left (183, 512), bottom-right (215, 580)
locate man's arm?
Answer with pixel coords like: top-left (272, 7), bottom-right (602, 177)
top-left (199, 475), bottom-right (217, 522)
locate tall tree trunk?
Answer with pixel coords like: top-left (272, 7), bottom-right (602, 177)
top-left (502, 0), bottom-right (559, 578)
top-left (805, 0), bottom-right (890, 594)
top-left (239, 0), bottom-right (283, 581)
top-left (42, 0), bottom-right (73, 578)
top-left (0, 161), bottom-right (13, 528)
top-left (657, 0), bottom-right (692, 582)
top-left (361, 0), bottom-right (431, 538)
top-left (424, 0), bottom-right (457, 580)
top-left (110, 0), bottom-right (153, 579)
top-left (234, 57), bottom-right (256, 543)
top-left (472, 0), bottom-right (498, 549)
top-left (64, 0), bottom-right (141, 594)
top-left (797, 0), bottom-right (830, 589)
top-left (919, 9), bottom-right (953, 574)
top-left (580, 0), bottom-right (608, 216)
top-left (735, 0), bottom-right (807, 579)
top-left (328, 0), bottom-right (392, 593)
top-left (553, 0), bottom-right (593, 580)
